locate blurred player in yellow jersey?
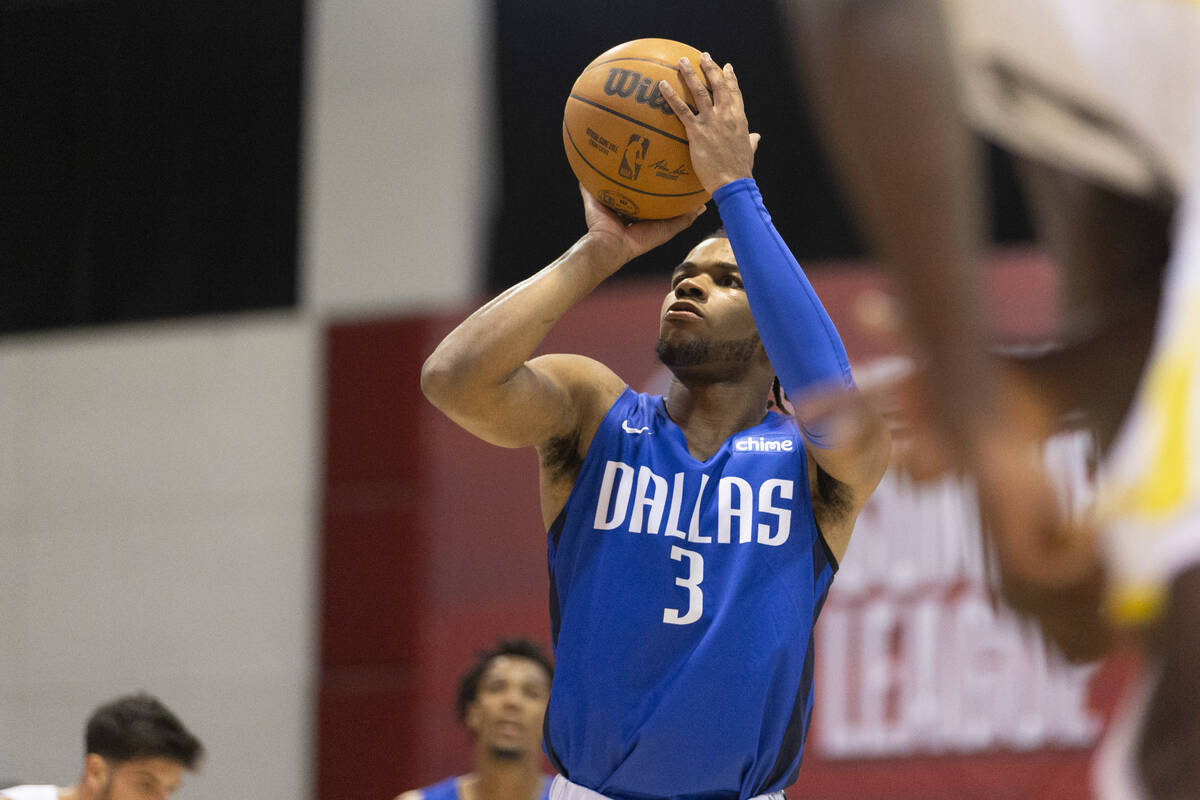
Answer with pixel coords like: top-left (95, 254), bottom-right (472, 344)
top-left (790, 0), bottom-right (1200, 796)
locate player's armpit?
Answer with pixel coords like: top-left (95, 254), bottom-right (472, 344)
top-left (798, 385), bottom-right (892, 561)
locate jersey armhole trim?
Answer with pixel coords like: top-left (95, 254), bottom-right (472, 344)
top-left (817, 528), bottom-right (839, 574)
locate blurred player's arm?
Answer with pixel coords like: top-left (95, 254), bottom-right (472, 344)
top-left (421, 191), bottom-right (704, 452)
top-left (393, 792), bottom-right (422, 800)
top-left (1139, 563), bottom-right (1200, 796)
top-left (661, 54), bottom-right (891, 561)
top-left (788, 0), bottom-right (998, 453)
top-left (998, 545), bottom-right (1110, 663)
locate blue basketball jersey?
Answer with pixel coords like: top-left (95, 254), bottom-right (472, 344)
top-left (417, 775), bottom-right (553, 800)
top-left (545, 388), bottom-right (837, 800)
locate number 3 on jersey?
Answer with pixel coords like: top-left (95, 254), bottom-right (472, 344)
top-left (663, 545), bottom-right (704, 625)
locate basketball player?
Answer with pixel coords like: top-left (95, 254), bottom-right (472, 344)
top-left (394, 639), bottom-right (555, 800)
top-left (789, 1), bottom-right (1200, 796)
top-left (1, 693), bottom-right (203, 800)
top-left (421, 53), bottom-right (890, 799)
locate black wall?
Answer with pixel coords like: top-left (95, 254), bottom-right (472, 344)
top-left (1, 1), bottom-right (1030, 335)
top-left (487, 0), bottom-right (1032, 289)
top-left (1, 1), bottom-right (303, 334)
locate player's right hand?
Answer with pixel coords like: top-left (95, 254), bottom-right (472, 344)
top-left (579, 183), bottom-right (706, 266)
top-left (659, 53), bottom-right (759, 195)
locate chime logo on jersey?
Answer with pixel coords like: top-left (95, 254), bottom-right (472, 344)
top-left (592, 460), bottom-right (793, 545)
top-left (733, 434), bottom-right (795, 453)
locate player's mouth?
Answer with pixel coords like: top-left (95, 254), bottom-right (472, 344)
top-left (665, 301), bottom-right (704, 321)
top-left (496, 720), bottom-right (525, 736)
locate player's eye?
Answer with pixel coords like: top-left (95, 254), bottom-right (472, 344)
top-left (720, 275), bottom-right (742, 288)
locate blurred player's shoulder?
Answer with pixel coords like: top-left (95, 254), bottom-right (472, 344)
top-left (943, 0), bottom-right (1199, 200)
top-left (0, 787), bottom-right (64, 800)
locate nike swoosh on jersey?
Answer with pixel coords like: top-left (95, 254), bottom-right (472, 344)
top-left (621, 420), bottom-right (651, 435)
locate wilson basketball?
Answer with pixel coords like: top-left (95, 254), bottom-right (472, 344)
top-left (563, 38), bottom-right (711, 220)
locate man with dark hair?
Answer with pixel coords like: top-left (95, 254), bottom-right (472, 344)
top-left (2, 692), bottom-right (203, 800)
top-left (395, 638), bottom-right (555, 800)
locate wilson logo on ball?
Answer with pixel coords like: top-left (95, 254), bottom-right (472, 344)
top-left (563, 38), bottom-right (711, 220)
top-left (603, 69), bottom-right (674, 115)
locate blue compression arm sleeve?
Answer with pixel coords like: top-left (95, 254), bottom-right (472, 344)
top-left (714, 179), bottom-right (854, 442)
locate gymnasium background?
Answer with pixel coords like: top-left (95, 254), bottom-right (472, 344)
top-left (0, 2), bottom-right (1133, 799)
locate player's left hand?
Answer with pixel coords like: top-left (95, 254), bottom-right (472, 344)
top-left (658, 54), bottom-right (760, 194)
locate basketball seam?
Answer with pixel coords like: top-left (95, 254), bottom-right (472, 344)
top-left (584, 56), bottom-right (692, 73)
top-left (566, 94), bottom-right (689, 145)
top-left (563, 122), bottom-right (706, 199)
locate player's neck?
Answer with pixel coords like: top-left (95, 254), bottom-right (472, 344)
top-left (460, 764), bottom-right (542, 800)
top-left (60, 783), bottom-right (82, 800)
top-left (665, 377), bottom-right (771, 441)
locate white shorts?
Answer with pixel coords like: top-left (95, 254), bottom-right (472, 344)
top-left (549, 775), bottom-right (787, 800)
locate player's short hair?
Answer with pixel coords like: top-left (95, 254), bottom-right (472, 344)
top-left (85, 693), bottom-right (204, 769)
top-left (705, 226), bottom-right (728, 241)
top-left (455, 638), bottom-right (554, 722)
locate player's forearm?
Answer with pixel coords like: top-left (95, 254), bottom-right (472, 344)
top-left (421, 234), bottom-right (624, 406)
top-left (713, 178), bottom-right (853, 444)
top-left (792, 0), bottom-right (1000, 446)
top-left (999, 564), bottom-right (1111, 663)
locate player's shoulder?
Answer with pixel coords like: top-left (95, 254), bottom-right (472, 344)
top-left (0, 787), bottom-right (63, 800)
top-left (529, 353), bottom-right (627, 439)
top-left (528, 353), bottom-right (624, 398)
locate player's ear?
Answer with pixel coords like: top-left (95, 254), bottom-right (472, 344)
top-left (464, 701), bottom-right (482, 735)
top-left (83, 753), bottom-right (110, 788)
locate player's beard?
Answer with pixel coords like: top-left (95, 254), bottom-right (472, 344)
top-left (655, 332), bottom-right (760, 368)
top-left (488, 745), bottom-right (524, 761)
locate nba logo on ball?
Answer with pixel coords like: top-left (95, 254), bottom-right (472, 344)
top-left (563, 38), bottom-right (712, 220)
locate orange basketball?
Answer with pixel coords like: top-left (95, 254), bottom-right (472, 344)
top-left (563, 38), bottom-right (711, 220)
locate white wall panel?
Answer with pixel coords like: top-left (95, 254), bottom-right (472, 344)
top-left (304, 0), bottom-right (494, 315)
top-left (0, 314), bottom-right (318, 800)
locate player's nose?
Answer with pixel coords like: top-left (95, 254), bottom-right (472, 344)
top-left (674, 274), bottom-right (708, 300)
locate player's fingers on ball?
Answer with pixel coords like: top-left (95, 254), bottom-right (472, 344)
top-left (578, 182), bottom-right (603, 208)
top-left (698, 52), bottom-right (726, 99)
top-left (658, 80), bottom-right (694, 122)
top-left (723, 63), bottom-right (746, 112)
top-left (677, 57), bottom-right (712, 109)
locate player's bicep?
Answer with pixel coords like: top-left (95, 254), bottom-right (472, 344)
top-left (436, 354), bottom-right (621, 450)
